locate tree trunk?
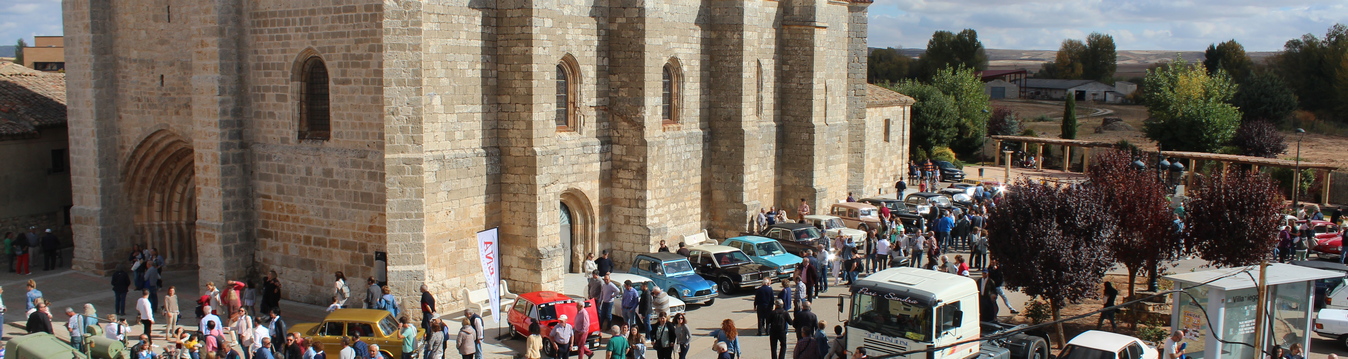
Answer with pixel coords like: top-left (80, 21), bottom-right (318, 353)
top-left (1051, 297), bottom-right (1066, 348)
top-left (1126, 265), bottom-right (1139, 330)
top-left (1126, 264), bottom-right (1138, 298)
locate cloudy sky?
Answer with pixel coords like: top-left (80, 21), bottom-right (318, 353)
top-left (870, 0), bottom-right (1348, 51)
top-left (3, 1), bottom-right (1346, 52)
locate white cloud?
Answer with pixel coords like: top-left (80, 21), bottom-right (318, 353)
top-left (870, 0), bottom-right (1348, 50)
top-left (0, 1), bottom-right (61, 44)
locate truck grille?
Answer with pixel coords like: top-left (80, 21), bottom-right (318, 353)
top-left (695, 290), bottom-right (712, 296)
top-left (863, 337), bottom-right (907, 355)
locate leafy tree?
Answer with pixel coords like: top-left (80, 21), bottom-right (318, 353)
top-left (1204, 40), bottom-right (1253, 82)
top-left (1272, 24), bottom-right (1348, 121)
top-left (889, 81), bottom-right (958, 156)
top-left (1086, 150), bottom-right (1176, 297)
top-left (1061, 96), bottom-right (1078, 139)
top-left (1141, 57), bottom-right (1242, 152)
top-left (1039, 39), bottom-right (1085, 79)
top-left (1230, 120), bottom-right (1287, 158)
top-left (1184, 170), bottom-right (1284, 267)
top-left (988, 106), bottom-right (1022, 136)
top-left (1232, 72), bottom-right (1299, 124)
top-left (930, 67), bottom-right (991, 157)
top-left (987, 180), bottom-right (1115, 347)
top-left (868, 47), bottom-right (915, 84)
top-left (13, 39), bottom-right (25, 65)
top-left (1038, 33), bottom-right (1116, 82)
top-left (1082, 33), bottom-right (1118, 82)
top-left (917, 29), bottom-right (988, 80)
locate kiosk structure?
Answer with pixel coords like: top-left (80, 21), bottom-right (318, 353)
top-left (1164, 263), bottom-right (1341, 359)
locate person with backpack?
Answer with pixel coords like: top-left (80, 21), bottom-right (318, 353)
top-left (377, 286), bottom-right (399, 317)
top-left (823, 326), bottom-right (846, 359)
top-left (334, 272), bottom-right (351, 309)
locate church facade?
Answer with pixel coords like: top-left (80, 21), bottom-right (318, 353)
top-left (64, 0), bottom-right (910, 310)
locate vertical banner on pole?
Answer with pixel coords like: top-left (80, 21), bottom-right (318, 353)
top-left (476, 228), bottom-right (502, 322)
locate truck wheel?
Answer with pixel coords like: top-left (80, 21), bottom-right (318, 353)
top-left (719, 279), bottom-right (736, 295)
top-left (1015, 336), bottom-right (1048, 359)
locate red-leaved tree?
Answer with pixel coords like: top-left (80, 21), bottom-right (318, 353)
top-left (987, 180), bottom-right (1116, 347)
top-left (1184, 169), bottom-right (1284, 267)
top-left (1086, 150), bottom-right (1177, 297)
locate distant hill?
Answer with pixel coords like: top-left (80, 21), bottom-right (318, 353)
top-left (0, 46), bottom-right (14, 58)
top-left (887, 48), bottom-right (1276, 65)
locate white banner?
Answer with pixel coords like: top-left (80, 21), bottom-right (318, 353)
top-left (476, 228), bottom-right (502, 323)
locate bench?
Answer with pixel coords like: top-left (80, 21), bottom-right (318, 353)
top-left (460, 280), bottom-right (518, 317)
top-left (682, 229), bottom-right (717, 246)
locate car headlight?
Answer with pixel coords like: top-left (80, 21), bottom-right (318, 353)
top-left (682, 289), bottom-right (690, 296)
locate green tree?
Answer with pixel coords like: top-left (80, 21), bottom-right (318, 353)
top-left (868, 47), bottom-right (915, 84)
top-left (1203, 40), bottom-right (1253, 82)
top-left (889, 81), bottom-right (959, 156)
top-left (1061, 96), bottom-right (1078, 139)
top-left (1039, 39), bottom-right (1085, 79)
top-left (1231, 71), bottom-right (1298, 124)
top-left (13, 39), bottom-right (25, 65)
top-left (930, 67), bottom-right (991, 157)
top-left (1141, 57), bottom-right (1242, 152)
top-left (1272, 24), bottom-right (1348, 121)
top-left (1082, 33), bottom-right (1118, 82)
top-left (917, 29), bottom-right (988, 80)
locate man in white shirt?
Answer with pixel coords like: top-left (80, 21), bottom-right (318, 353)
top-left (251, 316), bottom-right (272, 357)
top-left (104, 315), bottom-right (130, 340)
top-left (66, 307), bottom-right (86, 351)
top-left (874, 236), bottom-right (891, 271)
top-left (200, 305), bottom-right (222, 334)
top-left (1162, 331), bottom-right (1183, 359)
top-left (135, 290), bottom-right (154, 334)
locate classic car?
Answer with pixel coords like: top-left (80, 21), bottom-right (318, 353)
top-left (686, 245), bottom-right (774, 294)
top-left (1057, 330), bottom-right (1158, 359)
top-left (937, 187), bottom-right (975, 209)
top-left (761, 223), bottom-right (829, 257)
top-left (290, 309), bottom-right (424, 359)
top-left (857, 198), bottom-right (923, 227)
top-left (605, 272), bottom-right (689, 317)
top-left (506, 291), bottom-right (601, 355)
top-left (721, 236), bottom-right (804, 280)
top-left (1304, 220), bottom-right (1344, 256)
top-left (629, 252), bottom-right (718, 305)
top-left (934, 160), bottom-right (965, 182)
top-left (802, 215), bottom-right (867, 242)
top-left (905, 192), bottom-right (955, 221)
top-left (828, 202), bottom-right (882, 231)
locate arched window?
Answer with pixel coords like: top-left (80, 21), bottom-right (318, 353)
top-left (298, 57), bottom-right (331, 140)
top-left (555, 57), bottom-right (579, 131)
top-left (662, 61), bottom-right (681, 124)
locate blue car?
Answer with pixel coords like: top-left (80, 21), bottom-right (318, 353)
top-left (721, 236), bottom-right (804, 280)
top-left (630, 252), bottom-right (719, 305)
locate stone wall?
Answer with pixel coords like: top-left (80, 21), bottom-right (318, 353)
top-left (861, 105), bottom-right (911, 196)
top-left (0, 127), bottom-right (72, 225)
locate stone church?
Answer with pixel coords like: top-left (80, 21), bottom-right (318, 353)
top-left (64, 0), bottom-right (911, 310)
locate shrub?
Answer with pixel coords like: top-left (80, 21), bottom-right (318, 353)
top-left (1230, 120), bottom-right (1287, 158)
top-left (930, 146), bottom-right (958, 163)
top-left (1023, 298), bottom-right (1052, 324)
top-left (988, 106), bottom-right (1022, 136)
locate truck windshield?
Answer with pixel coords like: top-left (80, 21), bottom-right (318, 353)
top-left (850, 291), bottom-right (933, 342)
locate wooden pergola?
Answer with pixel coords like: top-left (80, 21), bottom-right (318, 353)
top-left (988, 135), bottom-right (1342, 204)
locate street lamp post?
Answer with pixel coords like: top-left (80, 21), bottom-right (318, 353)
top-left (1292, 128), bottom-right (1306, 211)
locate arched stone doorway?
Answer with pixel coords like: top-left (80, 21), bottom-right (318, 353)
top-left (124, 130), bottom-right (198, 269)
top-left (560, 190), bottom-right (595, 273)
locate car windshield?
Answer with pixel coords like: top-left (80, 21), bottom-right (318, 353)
top-left (757, 242), bottom-right (787, 256)
top-left (537, 302), bottom-right (570, 321)
top-left (850, 291), bottom-right (933, 342)
top-left (793, 227), bottom-right (823, 241)
top-left (663, 260), bottom-right (694, 275)
top-left (713, 251), bottom-right (752, 265)
top-left (822, 219), bottom-right (845, 230)
top-left (377, 315), bottom-right (398, 336)
top-left (1056, 345), bottom-right (1117, 359)
top-left (930, 197), bottom-right (952, 206)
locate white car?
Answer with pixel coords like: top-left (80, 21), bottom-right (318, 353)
top-left (606, 273), bottom-right (687, 319)
top-left (1057, 330), bottom-right (1158, 359)
top-left (1315, 308), bottom-right (1348, 348)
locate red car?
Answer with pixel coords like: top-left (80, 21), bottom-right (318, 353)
top-left (1306, 220), bottom-right (1345, 255)
top-left (507, 291), bottom-right (601, 354)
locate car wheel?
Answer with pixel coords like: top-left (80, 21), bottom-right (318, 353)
top-left (718, 279), bottom-right (736, 295)
top-left (669, 288), bottom-right (682, 302)
top-left (380, 352), bottom-right (394, 359)
top-left (511, 328), bottom-right (523, 340)
top-left (1341, 334), bottom-right (1348, 349)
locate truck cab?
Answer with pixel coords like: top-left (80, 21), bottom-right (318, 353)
top-left (845, 267), bottom-right (1048, 359)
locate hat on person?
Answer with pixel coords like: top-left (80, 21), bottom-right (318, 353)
top-left (558, 314), bottom-right (568, 322)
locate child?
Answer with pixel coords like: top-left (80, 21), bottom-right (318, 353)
top-left (630, 332), bottom-right (647, 359)
top-left (326, 296), bottom-right (342, 312)
top-left (242, 280), bottom-right (257, 315)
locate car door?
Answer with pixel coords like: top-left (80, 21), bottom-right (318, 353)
top-left (631, 257), bottom-right (653, 278)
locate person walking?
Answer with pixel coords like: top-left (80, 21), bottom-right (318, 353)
top-left (672, 315), bottom-right (691, 359)
top-left (334, 272), bottom-right (351, 309)
top-left (986, 261), bottom-right (1018, 314)
top-left (768, 300), bottom-right (791, 359)
top-left (262, 271), bottom-right (282, 316)
top-left (650, 314), bottom-right (675, 359)
top-left (709, 319), bottom-right (740, 359)
top-left (573, 302), bottom-right (593, 359)
top-left (753, 279), bottom-right (774, 336)
top-left (136, 290), bottom-right (155, 334)
top-left (164, 286), bottom-right (181, 337)
top-left (365, 278), bottom-right (381, 309)
top-left (794, 301), bottom-right (817, 340)
top-left (1097, 282), bottom-right (1119, 330)
top-left (935, 211), bottom-right (954, 251)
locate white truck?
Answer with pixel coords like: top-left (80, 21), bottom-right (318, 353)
top-left (842, 267), bottom-right (1051, 359)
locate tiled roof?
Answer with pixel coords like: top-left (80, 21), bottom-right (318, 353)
top-left (1014, 79), bottom-right (1100, 90)
top-left (0, 62), bottom-right (66, 140)
top-left (867, 84), bottom-right (915, 108)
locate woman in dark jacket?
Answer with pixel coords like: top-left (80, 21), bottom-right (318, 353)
top-left (649, 313), bottom-right (675, 359)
